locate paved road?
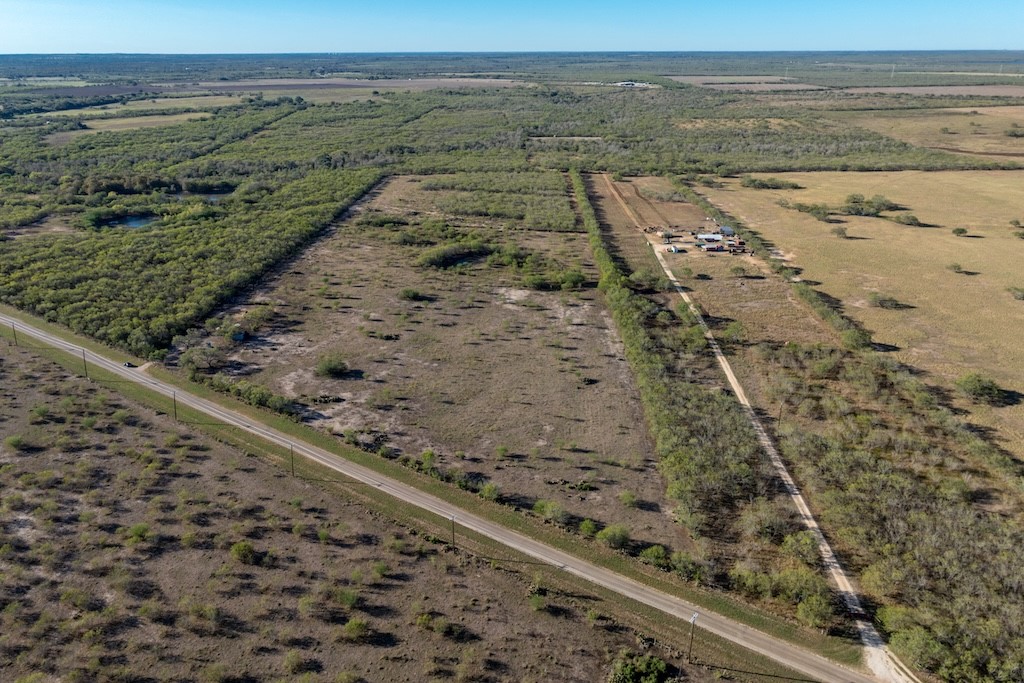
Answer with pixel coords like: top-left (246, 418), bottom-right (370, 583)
top-left (1, 312), bottom-right (880, 683)
top-left (597, 174), bottom-right (920, 683)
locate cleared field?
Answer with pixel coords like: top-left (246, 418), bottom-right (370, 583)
top-left (701, 171), bottom-right (1024, 461)
top-left (667, 75), bottom-right (790, 84)
top-left (707, 83), bottom-right (825, 91)
top-left (0, 341), bottom-right (709, 683)
top-left (834, 105), bottom-right (1024, 157)
top-left (211, 175), bottom-right (691, 557)
top-left (85, 112), bottom-right (213, 131)
top-left (43, 112), bottom-right (213, 145)
top-left (1, 216), bottom-right (76, 240)
top-left (845, 84), bottom-right (1024, 96)
top-left (666, 75), bottom-right (823, 91)
top-left (193, 77), bottom-right (529, 89)
top-left (32, 95), bottom-right (241, 117)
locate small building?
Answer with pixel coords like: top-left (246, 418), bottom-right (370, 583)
top-left (720, 226), bottom-right (736, 236)
top-left (697, 233), bottom-right (723, 242)
top-left (700, 243), bottom-right (725, 252)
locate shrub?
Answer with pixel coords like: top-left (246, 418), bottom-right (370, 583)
top-left (560, 268), bottom-right (586, 290)
top-left (867, 292), bottom-right (903, 309)
top-left (797, 593), bottom-right (833, 629)
top-left (638, 544), bottom-right (669, 569)
top-left (340, 617), bottom-right (370, 642)
top-left (283, 650), bottom-right (305, 674)
top-left (399, 288), bottom-right (428, 301)
top-left (417, 241), bottom-right (492, 268)
top-left (596, 524), bottom-right (630, 549)
top-left (781, 531), bottom-right (820, 566)
top-left (4, 435), bottom-right (28, 452)
top-left (124, 523), bottom-right (152, 546)
top-left (830, 226), bottom-right (848, 239)
top-left (617, 490), bottom-right (637, 508)
top-left (740, 175), bottom-right (801, 190)
top-left (579, 518), bottom-right (598, 537)
top-left (1008, 287), bottom-right (1024, 301)
top-left (670, 551), bottom-right (708, 583)
top-left (892, 213), bottom-right (923, 226)
top-left (478, 482), bottom-right (500, 502)
top-left (955, 373), bottom-right (1005, 405)
top-left (608, 650), bottom-right (669, 683)
top-left (951, 227), bottom-right (968, 237)
top-left (230, 541), bottom-right (257, 565)
top-left (533, 500), bottom-right (568, 526)
top-left (315, 353), bottom-right (349, 378)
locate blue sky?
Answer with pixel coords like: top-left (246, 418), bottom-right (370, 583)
top-left (1, 0), bottom-right (1022, 53)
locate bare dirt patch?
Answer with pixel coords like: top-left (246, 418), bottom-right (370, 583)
top-left (2, 216), bottom-right (76, 240)
top-left (212, 175), bottom-right (688, 555)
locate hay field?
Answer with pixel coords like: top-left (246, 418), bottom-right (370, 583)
top-left (44, 113), bottom-right (213, 145)
top-left (701, 171), bottom-right (1024, 459)
top-left (834, 106), bottom-right (1024, 157)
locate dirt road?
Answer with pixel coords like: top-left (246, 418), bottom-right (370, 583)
top-left (597, 173), bottom-right (921, 683)
top-left (0, 313), bottom-right (883, 682)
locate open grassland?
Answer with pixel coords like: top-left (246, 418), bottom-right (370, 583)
top-left (43, 113), bottom-right (215, 145)
top-left (834, 105), bottom-right (1024, 158)
top-left (0, 341), bottom-right (726, 683)
top-left (700, 170), bottom-right (1024, 462)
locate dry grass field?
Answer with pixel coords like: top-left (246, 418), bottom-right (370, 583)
top-left (31, 95), bottom-right (241, 117)
top-left (700, 171), bottom-right (1024, 462)
top-left (665, 76), bottom-right (823, 90)
top-left (43, 113), bottom-right (213, 145)
top-left (845, 84), bottom-right (1024, 96)
top-left (211, 175), bottom-right (693, 557)
top-left (834, 105), bottom-right (1024, 158)
top-left (0, 341), bottom-right (721, 683)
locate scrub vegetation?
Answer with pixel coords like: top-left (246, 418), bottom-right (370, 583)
top-left (2, 52), bottom-right (1023, 682)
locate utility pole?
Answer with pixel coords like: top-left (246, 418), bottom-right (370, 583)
top-left (10, 323), bottom-right (17, 346)
top-left (172, 392), bottom-right (178, 421)
top-left (451, 516), bottom-right (456, 547)
top-left (687, 612), bottom-right (698, 663)
top-left (290, 444), bottom-right (295, 477)
top-left (82, 349), bottom-right (89, 379)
